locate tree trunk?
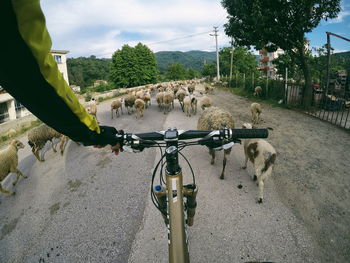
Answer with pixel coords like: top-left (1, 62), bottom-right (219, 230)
top-left (298, 47), bottom-right (312, 108)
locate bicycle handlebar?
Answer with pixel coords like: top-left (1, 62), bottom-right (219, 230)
top-left (118, 128), bottom-right (268, 151)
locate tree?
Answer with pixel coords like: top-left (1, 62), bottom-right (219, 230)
top-left (219, 46), bottom-right (259, 76)
top-left (187, 68), bottom-right (200, 79)
top-left (110, 43), bottom-right (158, 88)
top-left (201, 63), bottom-right (217, 77)
top-left (67, 56), bottom-right (111, 90)
top-left (221, 0), bottom-right (341, 107)
top-left (165, 63), bottom-right (188, 80)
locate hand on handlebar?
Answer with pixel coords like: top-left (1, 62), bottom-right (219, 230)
top-left (83, 126), bottom-right (124, 155)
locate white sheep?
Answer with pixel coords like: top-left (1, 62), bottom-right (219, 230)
top-left (254, 86), bottom-right (262, 96)
top-left (200, 96), bottom-right (213, 111)
top-left (156, 92), bottom-right (164, 111)
top-left (162, 91), bottom-right (174, 114)
top-left (183, 96), bottom-right (192, 117)
top-left (28, 124), bottom-right (66, 162)
top-left (0, 140), bottom-right (26, 195)
top-left (241, 123), bottom-right (276, 203)
top-left (197, 107), bottom-right (235, 179)
top-left (86, 99), bottom-right (98, 122)
top-left (142, 90), bottom-right (151, 108)
top-left (134, 99), bottom-right (146, 119)
top-left (251, 103), bottom-right (262, 124)
top-left (111, 98), bottom-right (123, 119)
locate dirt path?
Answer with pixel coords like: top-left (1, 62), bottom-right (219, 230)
top-left (211, 87), bottom-right (350, 262)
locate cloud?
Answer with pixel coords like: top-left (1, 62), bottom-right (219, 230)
top-left (41, 0), bottom-right (230, 57)
top-left (327, 10), bottom-right (350, 24)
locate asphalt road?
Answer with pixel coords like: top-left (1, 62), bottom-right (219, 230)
top-left (0, 93), bottom-right (322, 263)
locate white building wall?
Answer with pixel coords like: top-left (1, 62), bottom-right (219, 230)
top-left (0, 49), bottom-right (70, 124)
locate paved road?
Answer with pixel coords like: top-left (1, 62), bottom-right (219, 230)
top-left (0, 98), bottom-right (167, 263)
top-left (0, 92), bottom-right (322, 263)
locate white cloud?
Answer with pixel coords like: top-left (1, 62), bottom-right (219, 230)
top-left (327, 10), bottom-right (350, 23)
top-left (41, 0), bottom-right (230, 57)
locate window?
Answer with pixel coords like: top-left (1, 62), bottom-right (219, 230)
top-left (0, 102), bottom-right (9, 123)
top-left (15, 100), bottom-right (25, 111)
top-left (54, 55), bottom-right (62, 64)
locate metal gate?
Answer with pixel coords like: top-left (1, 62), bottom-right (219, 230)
top-left (306, 80), bottom-right (350, 129)
top-left (285, 81), bottom-right (350, 130)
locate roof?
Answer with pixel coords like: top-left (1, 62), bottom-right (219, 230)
top-left (51, 50), bottom-right (69, 54)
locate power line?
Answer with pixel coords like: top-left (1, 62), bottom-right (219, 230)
top-left (147, 30), bottom-right (213, 46)
top-left (95, 30), bottom-right (214, 57)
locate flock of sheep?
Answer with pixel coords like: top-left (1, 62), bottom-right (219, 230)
top-left (0, 80), bottom-right (276, 203)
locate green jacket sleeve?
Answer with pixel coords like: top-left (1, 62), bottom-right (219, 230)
top-left (0, 0), bottom-right (101, 142)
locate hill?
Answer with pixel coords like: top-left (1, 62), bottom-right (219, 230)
top-left (155, 50), bottom-right (216, 73)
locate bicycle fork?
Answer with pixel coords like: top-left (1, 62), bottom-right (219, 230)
top-left (154, 171), bottom-right (198, 263)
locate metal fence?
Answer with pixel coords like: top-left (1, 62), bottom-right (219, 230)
top-left (0, 112), bottom-right (9, 124)
top-left (285, 85), bottom-right (350, 130)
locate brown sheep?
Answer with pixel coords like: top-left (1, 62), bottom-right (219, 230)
top-left (197, 107), bottom-right (234, 179)
top-left (111, 98), bottom-right (123, 119)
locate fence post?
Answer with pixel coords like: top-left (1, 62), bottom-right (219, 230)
top-left (236, 72), bottom-right (238, 88)
top-left (252, 73), bottom-right (255, 91)
top-left (243, 73), bottom-right (246, 90)
top-left (266, 76), bottom-right (269, 97)
top-left (285, 67), bottom-right (288, 104)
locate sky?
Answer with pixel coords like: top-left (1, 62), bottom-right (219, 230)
top-left (41, 0), bottom-right (350, 58)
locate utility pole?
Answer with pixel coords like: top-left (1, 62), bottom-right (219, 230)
top-left (229, 37), bottom-right (234, 84)
top-left (210, 26), bottom-right (220, 81)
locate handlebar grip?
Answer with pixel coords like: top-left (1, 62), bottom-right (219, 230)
top-left (231, 129), bottom-right (268, 139)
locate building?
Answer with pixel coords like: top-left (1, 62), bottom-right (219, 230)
top-left (0, 50), bottom-right (69, 124)
top-left (51, 50), bottom-right (70, 84)
top-left (258, 48), bottom-right (284, 79)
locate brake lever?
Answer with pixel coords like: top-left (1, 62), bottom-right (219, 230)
top-left (122, 144), bottom-right (145, 153)
top-left (213, 141), bottom-right (235, 151)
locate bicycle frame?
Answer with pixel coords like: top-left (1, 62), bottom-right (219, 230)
top-left (123, 127), bottom-right (268, 263)
top-left (154, 130), bottom-right (195, 263)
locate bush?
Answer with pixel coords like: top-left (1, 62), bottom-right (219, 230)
top-left (85, 93), bottom-right (92, 102)
top-left (93, 83), bottom-right (116, 92)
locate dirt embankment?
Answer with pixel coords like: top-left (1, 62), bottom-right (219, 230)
top-left (211, 88), bottom-right (350, 263)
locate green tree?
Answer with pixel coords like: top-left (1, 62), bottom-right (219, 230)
top-left (67, 56), bottom-right (111, 90)
top-left (201, 63), bottom-right (216, 77)
top-left (221, 0), bottom-right (341, 106)
top-left (165, 63), bottom-right (188, 80)
top-left (187, 68), bottom-right (199, 79)
top-left (110, 43), bottom-right (158, 88)
top-left (220, 46), bottom-right (259, 76)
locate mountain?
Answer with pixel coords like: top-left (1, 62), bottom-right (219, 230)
top-left (155, 50), bottom-right (216, 73)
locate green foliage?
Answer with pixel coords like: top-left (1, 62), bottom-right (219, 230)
top-left (92, 83), bottom-right (117, 93)
top-left (201, 63), bottom-right (217, 77)
top-left (219, 46), bottom-right (260, 76)
top-left (155, 51), bottom-right (216, 73)
top-left (67, 56), bottom-right (111, 90)
top-left (187, 68), bottom-right (200, 79)
top-left (110, 43), bottom-right (159, 88)
top-left (164, 63), bottom-right (189, 80)
top-left (85, 93), bottom-right (92, 102)
top-left (221, 0), bottom-right (341, 106)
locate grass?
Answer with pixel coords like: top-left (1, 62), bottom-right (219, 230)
top-left (0, 119), bottom-right (42, 147)
top-left (218, 86), bottom-right (292, 109)
top-left (96, 91), bottom-right (127, 103)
